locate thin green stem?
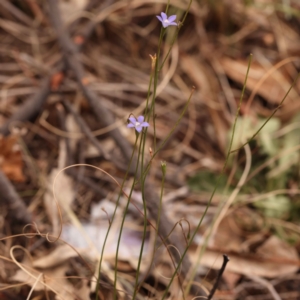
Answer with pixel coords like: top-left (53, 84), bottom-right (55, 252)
top-left (95, 136), bottom-right (139, 300)
top-left (160, 54), bottom-right (253, 300)
top-left (132, 164), bottom-right (166, 300)
top-left (135, 161), bottom-right (167, 294)
top-left (156, 162), bottom-right (166, 247)
top-left (184, 54), bottom-right (253, 296)
top-left (112, 135), bottom-right (141, 300)
top-left (165, 0), bottom-right (171, 12)
top-left (159, 0), bottom-right (193, 71)
top-left (142, 87), bottom-right (195, 180)
top-left (231, 72), bottom-right (300, 153)
top-left (144, 72), bottom-right (154, 118)
top-left (150, 35), bottom-right (163, 152)
top-left (132, 161), bottom-right (149, 299)
top-left (157, 218), bottom-right (190, 250)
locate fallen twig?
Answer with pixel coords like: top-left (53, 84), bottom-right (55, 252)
top-left (56, 102), bottom-right (108, 199)
top-left (0, 169), bottom-right (32, 224)
top-left (62, 99), bottom-right (110, 160)
top-left (0, 0), bottom-right (33, 26)
top-left (207, 254), bottom-right (230, 300)
top-left (0, 77), bottom-right (51, 136)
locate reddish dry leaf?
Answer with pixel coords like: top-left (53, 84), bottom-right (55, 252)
top-left (181, 55), bottom-right (228, 151)
top-left (222, 270), bottom-right (241, 290)
top-left (197, 235), bottom-right (299, 278)
top-left (73, 35), bottom-right (85, 45)
top-left (220, 57), bottom-right (298, 105)
top-left (33, 245), bottom-right (79, 269)
top-left (11, 258), bottom-right (91, 300)
top-left (206, 210), bottom-right (299, 278)
top-left (50, 72), bottom-right (64, 91)
top-left (0, 135), bottom-right (25, 182)
top-left (210, 215), bottom-right (245, 253)
top-left (255, 235), bottom-right (298, 262)
top-left (81, 77), bottom-right (89, 85)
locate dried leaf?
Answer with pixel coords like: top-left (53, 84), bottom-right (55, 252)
top-left (222, 270), bottom-right (241, 290)
top-left (198, 235), bottom-right (299, 278)
top-left (181, 55), bottom-right (228, 151)
top-left (44, 140), bottom-right (74, 234)
top-left (73, 35), bottom-right (85, 45)
top-left (11, 259), bottom-right (78, 300)
top-left (50, 72), bottom-right (64, 91)
top-left (220, 58), bottom-right (298, 104)
top-left (33, 245), bottom-right (79, 269)
top-left (0, 135), bottom-right (25, 182)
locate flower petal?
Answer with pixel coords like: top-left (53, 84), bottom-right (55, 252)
top-left (135, 126), bottom-right (143, 133)
top-left (127, 123), bottom-right (135, 128)
top-left (128, 116), bottom-right (136, 124)
top-left (168, 15), bottom-right (177, 22)
top-left (141, 122), bottom-right (149, 127)
top-left (169, 22), bottom-right (177, 26)
top-left (161, 12), bottom-right (167, 20)
top-left (137, 115), bottom-right (144, 123)
top-left (156, 15), bottom-right (163, 22)
top-left (162, 22), bottom-right (168, 28)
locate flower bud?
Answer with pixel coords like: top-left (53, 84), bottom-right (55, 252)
top-left (161, 161), bottom-right (167, 175)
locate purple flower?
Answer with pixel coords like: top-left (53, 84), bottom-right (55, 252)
top-left (127, 116), bottom-right (149, 133)
top-left (156, 12), bottom-right (177, 28)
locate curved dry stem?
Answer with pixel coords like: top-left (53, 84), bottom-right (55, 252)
top-left (244, 56), bottom-right (300, 114)
top-left (188, 144), bottom-right (251, 287)
top-left (156, 244), bottom-right (182, 280)
top-left (157, 218), bottom-right (191, 251)
top-left (26, 273), bottom-right (43, 300)
top-left (0, 281), bottom-right (30, 291)
top-left (51, 163), bottom-right (146, 243)
top-left (3, 232), bottom-right (95, 278)
top-left (0, 248), bottom-right (128, 296)
top-left (10, 245), bottom-right (66, 300)
top-left (209, 143), bottom-right (252, 239)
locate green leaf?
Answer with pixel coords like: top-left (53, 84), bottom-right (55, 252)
top-left (253, 195), bottom-right (291, 219)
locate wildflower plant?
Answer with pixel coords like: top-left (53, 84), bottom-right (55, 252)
top-left (95, 0), bottom-right (243, 299)
top-left (156, 12), bottom-right (177, 28)
top-left (127, 115), bottom-right (149, 133)
top-left (90, 0), bottom-right (300, 298)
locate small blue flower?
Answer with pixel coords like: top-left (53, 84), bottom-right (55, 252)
top-left (127, 116), bottom-right (149, 133)
top-left (156, 12), bottom-right (177, 28)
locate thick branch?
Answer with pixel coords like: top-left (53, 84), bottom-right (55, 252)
top-left (0, 78), bottom-right (51, 136)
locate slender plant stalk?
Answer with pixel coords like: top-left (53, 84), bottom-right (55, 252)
top-left (95, 135), bottom-right (139, 300)
top-left (113, 133), bottom-right (143, 300)
top-left (132, 4), bottom-right (173, 294)
top-left (183, 54), bottom-right (253, 296)
top-left (133, 13), bottom-right (168, 293)
top-left (156, 162), bottom-right (167, 252)
top-left (231, 72), bottom-right (300, 153)
top-left (159, 0), bottom-right (193, 71)
top-left (132, 125), bottom-right (150, 300)
top-left (159, 54), bottom-right (253, 299)
top-left (141, 87), bottom-right (195, 181)
top-left (110, 1), bottom-right (195, 298)
top-left (150, 31), bottom-right (163, 152)
top-left (131, 27), bottom-right (165, 300)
